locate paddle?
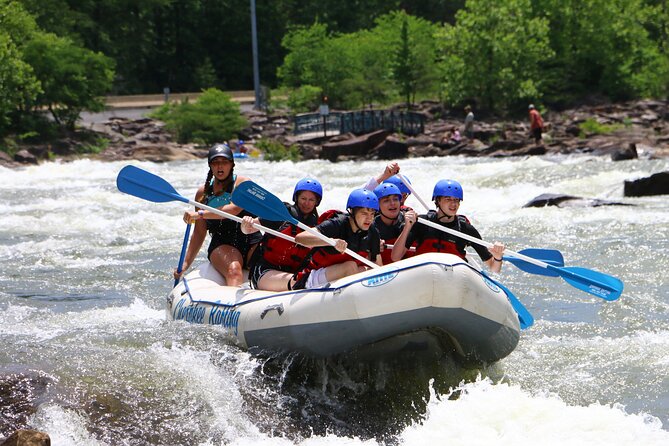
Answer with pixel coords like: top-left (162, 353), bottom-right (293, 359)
top-left (232, 181), bottom-right (380, 269)
top-left (174, 223), bottom-right (191, 287)
top-left (503, 248), bottom-right (564, 276)
top-left (116, 165), bottom-right (301, 245)
top-left (397, 174), bottom-right (623, 301)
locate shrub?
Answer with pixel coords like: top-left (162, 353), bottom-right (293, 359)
top-left (150, 88), bottom-right (247, 145)
top-left (256, 138), bottom-right (300, 162)
top-left (578, 118), bottom-right (623, 137)
top-left (287, 85), bottom-right (323, 114)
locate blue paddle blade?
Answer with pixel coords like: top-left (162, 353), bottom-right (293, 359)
top-left (485, 275), bottom-right (533, 330)
top-left (116, 165), bottom-right (188, 204)
top-left (504, 248), bottom-right (565, 277)
top-left (550, 265), bottom-right (624, 301)
top-left (232, 181), bottom-right (297, 224)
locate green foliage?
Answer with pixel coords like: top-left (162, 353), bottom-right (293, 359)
top-left (437, 0), bottom-right (553, 113)
top-left (277, 12), bottom-right (440, 109)
top-left (23, 33), bottom-right (115, 130)
top-left (534, 0), bottom-right (669, 103)
top-left (0, 33), bottom-right (41, 136)
top-left (578, 118), bottom-right (623, 137)
top-left (287, 85), bottom-right (323, 113)
top-left (256, 139), bottom-right (300, 162)
top-left (150, 89), bottom-right (247, 145)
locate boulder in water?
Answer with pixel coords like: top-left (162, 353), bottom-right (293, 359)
top-left (624, 171), bottom-right (669, 197)
top-left (523, 193), bottom-right (631, 208)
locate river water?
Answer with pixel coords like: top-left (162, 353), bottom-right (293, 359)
top-left (1, 155), bottom-right (668, 445)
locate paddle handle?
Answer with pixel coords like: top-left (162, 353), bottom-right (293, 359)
top-left (399, 174), bottom-right (550, 270)
top-left (187, 199), bottom-right (297, 245)
top-left (174, 223), bottom-right (192, 287)
top-left (296, 222), bottom-right (379, 269)
top-left (398, 174), bottom-right (431, 211)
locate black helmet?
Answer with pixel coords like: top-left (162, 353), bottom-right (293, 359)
top-left (208, 143), bottom-right (234, 163)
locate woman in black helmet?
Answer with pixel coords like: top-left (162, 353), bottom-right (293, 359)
top-left (174, 143), bottom-right (260, 286)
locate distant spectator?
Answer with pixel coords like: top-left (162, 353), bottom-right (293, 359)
top-left (463, 105), bottom-right (475, 139)
top-left (528, 104), bottom-right (544, 144)
top-left (442, 126), bottom-right (461, 144)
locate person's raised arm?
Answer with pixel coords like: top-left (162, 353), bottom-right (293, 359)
top-left (391, 209), bottom-right (417, 261)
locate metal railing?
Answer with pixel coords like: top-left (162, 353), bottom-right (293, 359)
top-left (294, 109), bottom-right (425, 136)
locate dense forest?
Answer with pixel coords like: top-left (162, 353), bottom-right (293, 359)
top-left (1, 0), bottom-right (668, 144)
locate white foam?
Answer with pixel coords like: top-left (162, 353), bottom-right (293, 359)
top-left (399, 378), bottom-right (669, 446)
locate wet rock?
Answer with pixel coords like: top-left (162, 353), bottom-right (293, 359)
top-left (369, 135), bottom-right (409, 160)
top-left (611, 143), bottom-right (638, 161)
top-left (624, 171), bottom-right (669, 197)
top-left (523, 193), bottom-right (631, 208)
top-left (0, 430), bottom-right (50, 446)
top-left (13, 150), bottom-right (38, 165)
top-left (321, 130), bottom-right (390, 162)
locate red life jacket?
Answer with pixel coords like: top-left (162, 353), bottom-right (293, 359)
top-left (259, 204), bottom-right (317, 271)
top-left (262, 224), bottom-right (310, 271)
top-left (414, 213), bottom-right (471, 260)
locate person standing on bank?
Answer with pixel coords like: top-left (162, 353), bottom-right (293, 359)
top-left (463, 105), bottom-right (475, 139)
top-left (174, 143), bottom-right (260, 286)
top-left (528, 104), bottom-right (544, 144)
top-left (391, 179), bottom-right (505, 273)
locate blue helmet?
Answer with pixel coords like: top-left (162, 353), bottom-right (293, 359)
top-left (346, 188), bottom-right (379, 211)
top-left (374, 183), bottom-right (402, 200)
top-left (293, 177), bottom-right (323, 205)
top-left (384, 175), bottom-right (411, 195)
top-left (432, 179), bottom-right (463, 200)
top-left (208, 143), bottom-right (233, 162)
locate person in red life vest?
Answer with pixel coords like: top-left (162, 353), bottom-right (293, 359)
top-left (175, 143), bottom-right (261, 286)
top-left (528, 104), bottom-right (544, 144)
top-left (391, 179), bottom-right (505, 272)
top-left (373, 182), bottom-right (418, 264)
top-left (240, 178), bottom-right (322, 291)
top-left (292, 189), bottom-right (383, 289)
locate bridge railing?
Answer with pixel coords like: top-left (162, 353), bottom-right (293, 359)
top-left (294, 109), bottom-right (425, 136)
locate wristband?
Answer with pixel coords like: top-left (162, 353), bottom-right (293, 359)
top-left (198, 210), bottom-right (204, 219)
top-left (493, 257), bottom-right (502, 262)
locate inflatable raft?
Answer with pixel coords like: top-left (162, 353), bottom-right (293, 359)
top-left (167, 253), bottom-right (521, 365)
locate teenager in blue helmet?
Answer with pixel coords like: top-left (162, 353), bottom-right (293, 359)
top-left (292, 188), bottom-right (382, 289)
top-left (391, 179), bottom-right (505, 272)
top-left (175, 143), bottom-right (261, 286)
top-left (362, 162), bottom-right (412, 208)
top-left (240, 177), bottom-right (322, 291)
top-left (372, 182), bottom-right (418, 264)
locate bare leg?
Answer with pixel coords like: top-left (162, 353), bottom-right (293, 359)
top-left (324, 260), bottom-right (359, 283)
top-left (210, 244), bottom-right (244, 287)
top-left (257, 269), bottom-right (294, 291)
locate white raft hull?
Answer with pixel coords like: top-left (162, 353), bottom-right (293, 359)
top-left (167, 253), bottom-right (521, 365)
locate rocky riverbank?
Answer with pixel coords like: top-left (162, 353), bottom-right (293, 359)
top-left (1, 99), bottom-right (667, 169)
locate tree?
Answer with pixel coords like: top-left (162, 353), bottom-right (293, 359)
top-left (533, 0), bottom-right (669, 103)
top-left (23, 33), bottom-right (115, 130)
top-left (0, 33), bottom-right (41, 136)
top-left (437, 0), bottom-right (553, 113)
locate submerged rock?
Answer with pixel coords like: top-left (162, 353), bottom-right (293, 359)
top-left (523, 193), bottom-right (631, 208)
top-left (0, 430), bottom-right (50, 446)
